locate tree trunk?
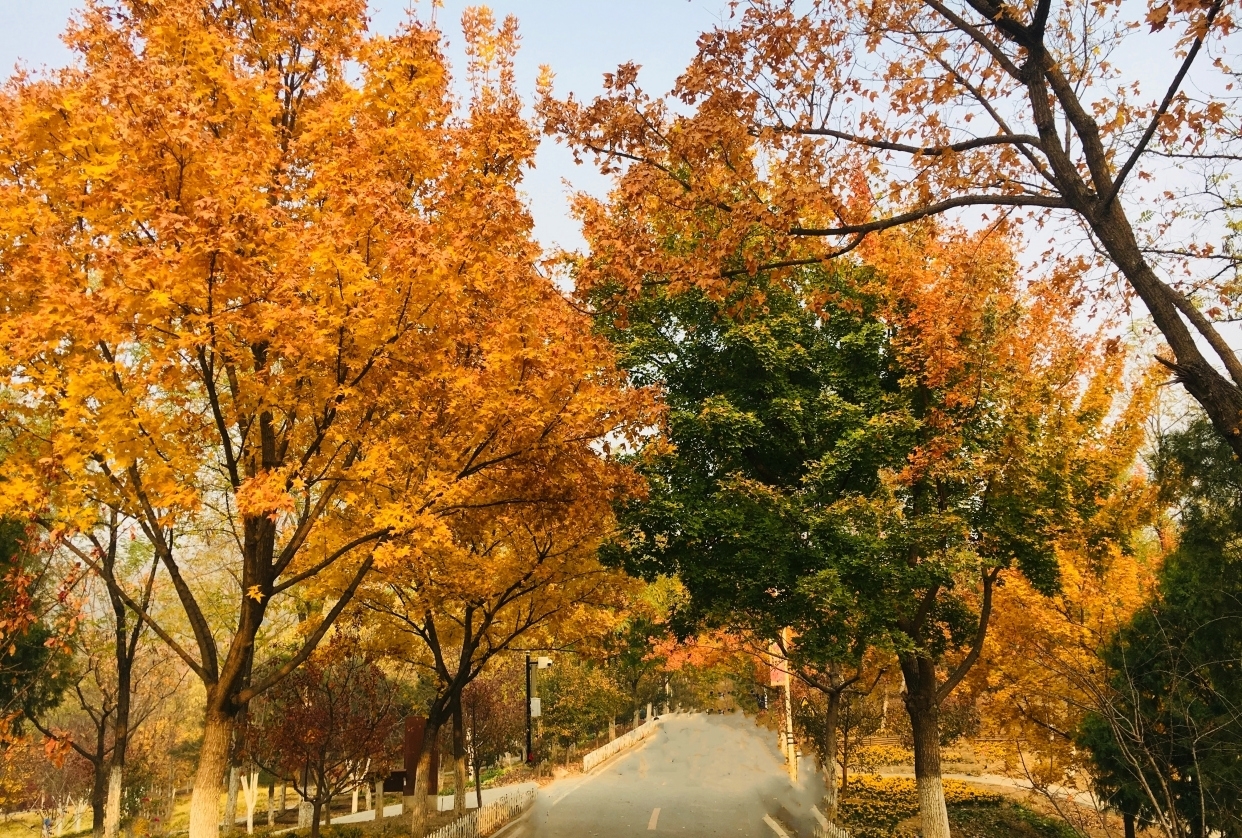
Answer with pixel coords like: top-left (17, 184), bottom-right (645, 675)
top-left (164, 786), bottom-right (176, 835)
top-left (408, 720), bottom-right (440, 838)
top-left (266, 781), bottom-right (274, 828)
top-left (821, 691), bottom-right (841, 822)
top-left (187, 710), bottom-right (234, 838)
top-left (473, 753), bottom-right (482, 810)
top-left (103, 765), bottom-right (123, 838)
top-left (223, 765), bottom-right (239, 833)
top-left (902, 655), bottom-right (951, 838)
top-left (90, 760), bottom-right (107, 838)
top-left (373, 779), bottom-right (382, 820)
top-left (1086, 201), bottom-right (1242, 458)
top-left (1124, 812), bottom-right (1136, 838)
top-left (452, 697), bottom-right (467, 816)
top-left (309, 801), bottom-right (321, 838)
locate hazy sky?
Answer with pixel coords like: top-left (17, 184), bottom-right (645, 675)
top-left (0, 0), bottom-right (730, 252)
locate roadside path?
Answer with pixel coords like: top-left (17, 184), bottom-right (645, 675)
top-left (512, 713), bottom-right (823, 838)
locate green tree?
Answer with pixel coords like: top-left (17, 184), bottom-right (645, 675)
top-left (539, 658), bottom-right (627, 758)
top-left (598, 236), bottom-right (1150, 835)
top-left (0, 520), bottom-right (71, 737)
top-left (1079, 418), bottom-right (1242, 838)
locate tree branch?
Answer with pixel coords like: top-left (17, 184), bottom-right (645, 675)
top-left (938, 567), bottom-right (999, 703)
top-left (791, 194), bottom-right (1065, 237)
top-left (240, 555), bottom-right (375, 702)
top-left (1099, 0), bottom-right (1225, 210)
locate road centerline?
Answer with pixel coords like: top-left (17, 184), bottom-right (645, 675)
top-left (647, 808), bottom-right (660, 830)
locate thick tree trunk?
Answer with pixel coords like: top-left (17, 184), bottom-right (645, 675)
top-left (821, 691), bottom-right (841, 822)
top-left (103, 765), bottom-right (123, 838)
top-left (408, 720), bottom-right (440, 838)
top-left (452, 699), bottom-right (467, 817)
top-left (902, 655), bottom-right (951, 838)
top-left (309, 801), bottom-right (322, 838)
top-left (1086, 201), bottom-right (1242, 458)
top-left (187, 711), bottom-right (234, 838)
top-left (266, 781), bottom-right (274, 827)
top-left (373, 779), bottom-right (382, 819)
top-left (1124, 812), bottom-right (1136, 838)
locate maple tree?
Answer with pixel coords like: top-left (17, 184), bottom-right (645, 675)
top-left (348, 13), bottom-right (651, 834)
top-left (364, 447), bottom-right (642, 835)
top-left (977, 453), bottom-right (1161, 834)
top-left (541, 0), bottom-right (1242, 460)
top-left (0, 4), bottom-right (645, 838)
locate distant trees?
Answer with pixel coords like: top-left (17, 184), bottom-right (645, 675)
top-left (243, 637), bottom-right (401, 838)
top-left (538, 659), bottom-right (628, 760)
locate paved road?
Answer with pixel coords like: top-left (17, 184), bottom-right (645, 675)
top-left (517, 713), bottom-right (824, 838)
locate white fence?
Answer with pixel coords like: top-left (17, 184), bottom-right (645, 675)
top-left (811, 806), bottom-right (852, 838)
top-left (425, 788), bottom-right (535, 838)
top-left (813, 822), bottom-right (852, 838)
top-left (582, 718), bottom-right (660, 772)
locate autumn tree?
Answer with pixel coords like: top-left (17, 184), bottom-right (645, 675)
top-left (345, 11), bottom-right (651, 834)
top-left (243, 636), bottom-right (401, 838)
top-left (544, 0), bottom-right (1242, 457)
top-left (365, 464), bottom-right (642, 835)
top-left (978, 445), bottom-right (1161, 833)
top-left (0, 5), bottom-right (649, 838)
top-left (460, 659), bottom-right (524, 809)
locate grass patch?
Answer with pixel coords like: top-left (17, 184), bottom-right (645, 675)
top-left (837, 775), bottom-right (1076, 838)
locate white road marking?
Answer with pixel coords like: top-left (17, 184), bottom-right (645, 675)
top-left (762, 815), bottom-right (790, 837)
top-left (648, 808), bottom-right (660, 830)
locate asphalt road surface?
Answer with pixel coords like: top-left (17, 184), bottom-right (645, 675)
top-left (516, 712), bottom-right (824, 838)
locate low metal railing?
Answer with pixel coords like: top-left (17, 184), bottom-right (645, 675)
top-left (425, 788), bottom-right (536, 838)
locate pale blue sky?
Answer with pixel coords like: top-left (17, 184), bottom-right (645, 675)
top-left (0, 0), bottom-right (729, 252)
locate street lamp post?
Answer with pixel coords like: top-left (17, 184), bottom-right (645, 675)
top-left (525, 655), bottom-right (552, 765)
